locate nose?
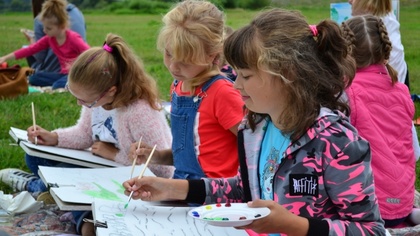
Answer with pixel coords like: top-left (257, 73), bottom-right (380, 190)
top-left (233, 78), bottom-right (241, 90)
top-left (169, 62), bottom-right (180, 73)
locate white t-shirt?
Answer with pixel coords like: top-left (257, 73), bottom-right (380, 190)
top-left (91, 106), bottom-right (119, 149)
top-left (382, 13), bottom-right (407, 83)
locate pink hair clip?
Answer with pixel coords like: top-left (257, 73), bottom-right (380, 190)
top-left (103, 43), bottom-right (113, 53)
top-left (309, 25), bottom-right (318, 37)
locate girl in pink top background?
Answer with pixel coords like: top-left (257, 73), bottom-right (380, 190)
top-left (343, 14), bottom-right (420, 228)
top-left (0, 0), bottom-right (89, 89)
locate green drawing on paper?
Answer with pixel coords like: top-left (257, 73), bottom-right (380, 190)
top-left (115, 213), bottom-right (124, 217)
top-left (82, 180), bottom-right (124, 201)
top-left (113, 179), bottom-right (126, 194)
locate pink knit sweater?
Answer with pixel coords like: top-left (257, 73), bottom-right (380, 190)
top-left (54, 99), bottom-right (174, 178)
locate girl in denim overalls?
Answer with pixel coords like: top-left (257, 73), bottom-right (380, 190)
top-left (133, 0), bottom-right (244, 180)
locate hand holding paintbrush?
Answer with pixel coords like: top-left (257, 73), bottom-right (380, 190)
top-left (125, 144), bottom-right (157, 209)
top-left (27, 103), bottom-right (59, 146)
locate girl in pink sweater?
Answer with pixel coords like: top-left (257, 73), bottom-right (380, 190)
top-left (0, 33), bottom-right (173, 235)
top-left (2, 32), bottom-right (173, 187)
top-left (0, 0), bottom-right (89, 89)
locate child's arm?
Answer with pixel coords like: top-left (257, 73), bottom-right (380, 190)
top-left (13, 36), bottom-right (50, 60)
top-left (229, 123), bottom-right (240, 136)
top-left (0, 53), bottom-right (16, 64)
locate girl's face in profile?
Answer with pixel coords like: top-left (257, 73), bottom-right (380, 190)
top-left (234, 68), bottom-right (285, 121)
top-left (163, 47), bottom-right (212, 85)
top-left (41, 18), bottom-right (64, 38)
top-left (66, 82), bottom-right (114, 109)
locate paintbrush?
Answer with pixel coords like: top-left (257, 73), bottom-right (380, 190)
top-left (125, 144), bottom-right (157, 209)
top-left (129, 136), bottom-right (143, 179)
top-left (31, 102), bottom-right (37, 145)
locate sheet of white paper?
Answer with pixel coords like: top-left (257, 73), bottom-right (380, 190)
top-left (39, 165), bottom-right (154, 205)
top-left (10, 127), bottom-right (28, 142)
top-left (10, 127), bottom-right (122, 168)
top-left (22, 141), bottom-right (122, 167)
top-left (93, 199), bottom-right (248, 236)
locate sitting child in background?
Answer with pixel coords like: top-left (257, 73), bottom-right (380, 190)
top-left (23, 0), bottom-right (86, 75)
top-left (342, 14), bottom-right (420, 228)
top-left (0, 0), bottom-right (89, 89)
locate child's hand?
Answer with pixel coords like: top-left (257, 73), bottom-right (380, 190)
top-left (129, 142), bottom-right (160, 165)
top-left (20, 28), bottom-right (35, 43)
top-left (91, 141), bottom-right (118, 160)
top-left (235, 199), bottom-right (309, 235)
top-left (26, 125), bottom-right (58, 146)
top-left (123, 176), bottom-right (188, 202)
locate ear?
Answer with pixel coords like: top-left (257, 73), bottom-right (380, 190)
top-left (108, 86), bottom-right (118, 97)
top-left (209, 53), bottom-right (219, 65)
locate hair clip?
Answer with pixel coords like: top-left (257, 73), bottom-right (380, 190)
top-left (102, 67), bottom-right (112, 78)
top-left (103, 43), bottom-right (113, 53)
top-left (309, 25), bottom-right (318, 37)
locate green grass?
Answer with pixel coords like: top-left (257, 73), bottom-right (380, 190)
top-left (1, 5), bottom-right (420, 192)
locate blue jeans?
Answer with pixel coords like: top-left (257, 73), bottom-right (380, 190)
top-left (73, 211), bottom-right (92, 234)
top-left (28, 71), bottom-right (68, 89)
top-left (24, 154), bottom-right (81, 193)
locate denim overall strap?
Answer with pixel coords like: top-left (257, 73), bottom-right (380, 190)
top-left (171, 75), bottom-right (227, 179)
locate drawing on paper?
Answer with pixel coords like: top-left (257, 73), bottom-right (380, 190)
top-left (93, 199), bottom-right (247, 236)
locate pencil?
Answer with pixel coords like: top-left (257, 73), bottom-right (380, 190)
top-left (130, 136), bottom-right (143, 179)
top-left (31, 102), bottom-right (37, 145)
top-left (125, 144), bottom-right (157, 209)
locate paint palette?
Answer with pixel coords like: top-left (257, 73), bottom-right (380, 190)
top-left (188, 203), bottom-right (270, 227)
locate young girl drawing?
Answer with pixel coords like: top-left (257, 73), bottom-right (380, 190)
top-left (0, 33), bottom-right (173, 234)
top-left (0, 0), bottom-right (89, 89)
top-left (342, 14), bottom-right (420, 228)
top-left (133, 0), bottom-right (244, 180)
top-left (123, 8), bottom-right (386, 235)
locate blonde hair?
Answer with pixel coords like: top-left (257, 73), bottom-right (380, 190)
top-left (224, 8), bottom-right (355, 140)
top-left (218, 25), bottom-right (234, 67)
top-left (342, 15), bottom-right (398, 83)
top-left (68, 33), bottom-right (160, 110)
top-left (157, 0), bottom-right (224, 93)
top-left (351, 0), bottom-right (392, 16)
top-left (39, 0), bottom-right (69, 28)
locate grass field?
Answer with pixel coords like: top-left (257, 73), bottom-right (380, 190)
top-left (0, 5), bottom-right (420, 192)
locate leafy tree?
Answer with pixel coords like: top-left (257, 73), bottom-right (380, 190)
top-left (10, 0), bottom-right (29, 12)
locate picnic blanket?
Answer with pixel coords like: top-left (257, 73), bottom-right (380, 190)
top-left (0, 204), bottom-right (76, 236)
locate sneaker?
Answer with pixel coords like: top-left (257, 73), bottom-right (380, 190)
top-left (37, 191), bottom-right (56, 205)
top-left (0, 168), bottom-right (37, 192)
